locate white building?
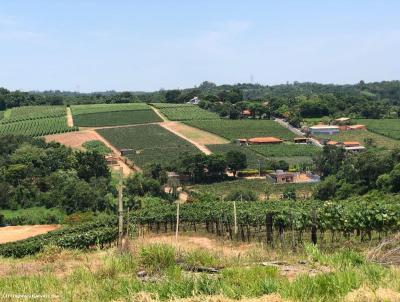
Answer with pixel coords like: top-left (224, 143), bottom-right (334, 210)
top-left (309, 125), bottom-right (340, 135)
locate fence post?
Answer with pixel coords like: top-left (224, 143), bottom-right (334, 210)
top-left (118, 167), bottom-right (124, 250)
top-left (311, 208), bottom-right (318, 245)
top-left (266, 212), bottom-right (273, 246)
top-left (175, 202), bottom-right (180, 241)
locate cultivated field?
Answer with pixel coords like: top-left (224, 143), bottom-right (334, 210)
top-left (250, 143), bottom-right (320, 157)
top-left (207, 143), bottom-right (273, 169)
top-left (0, 106), bottom-right (66, 123)
top-left (96, 124), bottom-right (200, 167)
top-left (186, 120), bottom-right (296, 141)
top-left (0, 116), bottom-right (77, 137)
top-left (162, 122), bottom-right (229, 145)
top-left (151, 103), bottom-right (220, 121)
top-left (71, 103), bottom-right (162, 127)
top-left (190, 178), bottom-right (315, 199)
top-left (354, 118), bottom-right (400, 140)
top-left (316, 129), bottom-right (400, 150)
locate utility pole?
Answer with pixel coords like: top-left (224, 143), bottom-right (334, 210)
top-left (118, 167), bottom-right (124, 250)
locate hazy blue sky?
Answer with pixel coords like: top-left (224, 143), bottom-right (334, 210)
top-left (0, 0), bottom-right (399, 92)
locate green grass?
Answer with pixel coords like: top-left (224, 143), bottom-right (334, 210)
top-left (1, 207), bottom-right (66, 225)
top-left (82, 140), bottom-right (111, 155)
top-left (354, 118), bottom-right (400, 140)
top-left (316, 129), bottom-right (400, 150)
top-left (0, 111), bottom-right (4, 121)
top-left (96, 124), bottom-right (200, 168)
top-left (151, 103), bottom-right (220, 121)
top-left (71, 103), bottom-right (150, 115)
top-left (185, 119), bottom-right (296, 141)
top-left (73, 110), bottom-right (162, 127)
top-left (0, 243), bottom-right (396, 301)
top-left (189, 179), bottom-right (316, 199)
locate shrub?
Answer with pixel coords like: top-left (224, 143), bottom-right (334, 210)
top-left (226, 189), bottom-right (258, 201)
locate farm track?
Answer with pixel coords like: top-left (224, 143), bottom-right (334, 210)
top-left (150, 105), bottom-right (169, 121)
top-left (66, 107), bottom-right (74, 127)
top-left (160, 122), bottom-right (213, 155)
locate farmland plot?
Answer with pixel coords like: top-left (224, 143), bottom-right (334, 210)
top-left (151, 103), bottom-right (219, 121)
top-left (316, 129), bottom-right (400, 150)
top-left (0, 116), bottom-right (77, 137)
top-left (0, 106), bottom-right (66, 124)
top-left (186, 119), bottom-right (296, 140)
top-left (96, 124), bottom-right (200, 167)
top-left (250, 143), bottom-right (320, 157)
top-left (71, 103), bottom-right (162, 127)
top-left (354, 118), bottom-right (400, 140)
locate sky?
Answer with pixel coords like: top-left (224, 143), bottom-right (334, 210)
top-left (0, 0), bottom-right (399, 92)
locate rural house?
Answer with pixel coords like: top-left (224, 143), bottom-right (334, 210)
top-left (309, 125), bottom-right (340, 135)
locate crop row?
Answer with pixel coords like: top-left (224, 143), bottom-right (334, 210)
top-left (1, 106), bottom-right (66, 124)
top-left (354, 119), bottom-right (400, 140)
top-left (155, 105), bottom-right (220, 121)
top-left (0, 117), bottom-right (78, 137)
top-left (96, 124), bottom-right (200, 167)
top-left (0, 217), bottom-right (117, 258)
top-left (71, 103), bottom-right (150, 115)
top-left (185, 119), bottom-right (296, 141)
top-left (73, 110), bottom-right (162, 127)
top-left (134, 195), bottom-right (400, 244)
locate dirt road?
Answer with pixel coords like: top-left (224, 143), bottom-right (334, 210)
top-left (66, 107), bottom-right (74, 127)
top-left (160, 122), bottom-right (214, 155)
top-left (0, 225), bottom-right (60, 244)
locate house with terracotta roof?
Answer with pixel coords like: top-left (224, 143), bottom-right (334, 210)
top-left (247, 137), bottom-right (283, 145)
top-left (333, 117), bottom-right (351, 125)
top-left (242, 109), bottom-right (252, 116)
top-left (338, 141), bottom-right (366, 151)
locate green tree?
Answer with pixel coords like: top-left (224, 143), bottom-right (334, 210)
top-left (226, 151), bottom-right (247, 177)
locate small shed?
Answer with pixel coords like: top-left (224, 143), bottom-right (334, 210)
top-left (294, 137), bottom-right (308, 144)
top-left (268, 170), bottom-right (296, 184)
top-left (120, 148), bottom-right (134, 156)
top-left (309, 125), bottom-right (340, 135)
top-left (333, 117), bottom-right (351, 125)
top-left (105, 155), bottom-right (119, 166)
top-left (242, 109), bottom-right (252, 116)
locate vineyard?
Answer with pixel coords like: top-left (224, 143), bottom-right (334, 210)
top-left (190, 179), bottom-right (316, 199)
top-left (151, 103), bottom-right (220, 121)
top-left (0, 217), bottom-right (117, 258)
top-left (0, 116), bottom-right (78, 137)
top-left (250, 143), bottom-right (320, 157)
top-left (71, 103), bottom-right (162, 127)
top-left (315, 129), bottom-right (400, 150)
top-left (96, 124), bottom-right (200, 167)
top-left (354, 118), bottom-right (400, 140)
top-left (135, 194), bottom-right (400, 247)
top-left (0, 106), bottom-right (66, 123)
top-left (186, 120), bottom-right (296, 140)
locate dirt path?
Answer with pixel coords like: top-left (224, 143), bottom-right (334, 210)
top-left (45, 130), bottom-right (136, 176)
top-left (150, 106), bottom-right (169, 121)
top-left (66, 107), bottom-right (74, 127)
top-left (0, 225), bottom-right (60, 244)
top-left (160, 122), bottom-right (213, 155)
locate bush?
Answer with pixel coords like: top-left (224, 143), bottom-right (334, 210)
top-left (226, 189), bottom-right (258, 201)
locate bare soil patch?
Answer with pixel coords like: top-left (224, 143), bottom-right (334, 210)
top-left (0, 225), bottom-right (60, 244)
top-left (45, 130), bottom-right (135, 176)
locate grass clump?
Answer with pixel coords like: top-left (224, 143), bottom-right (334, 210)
top-left (182, 249), bottom-right (221, 268)
top-left (140, 244), bottom-right (176, 273)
